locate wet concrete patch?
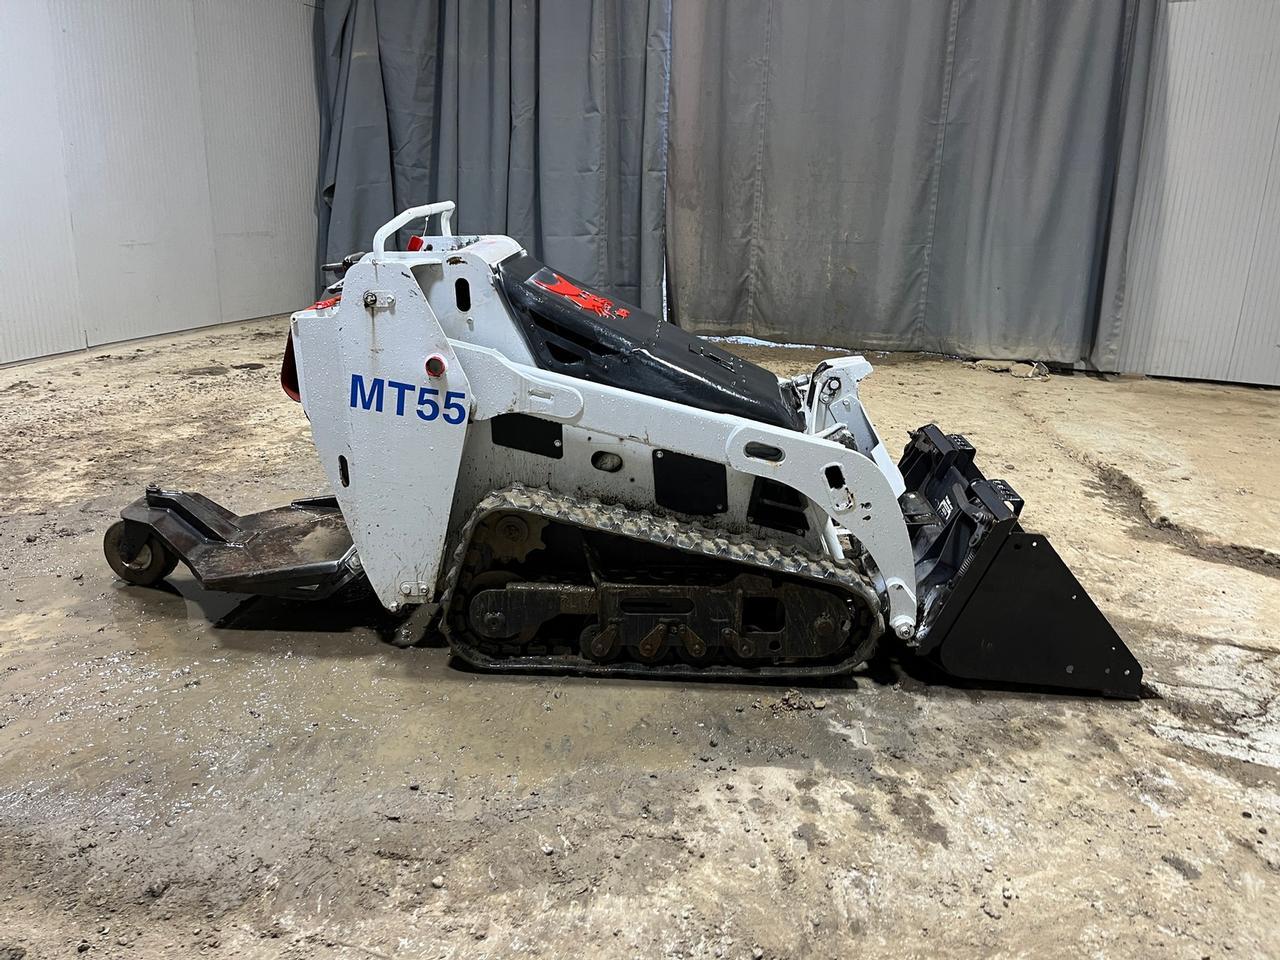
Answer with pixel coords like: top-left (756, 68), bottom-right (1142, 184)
top-left (182, 365), bottom-right (230, 376)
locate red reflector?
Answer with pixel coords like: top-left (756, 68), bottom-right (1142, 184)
top-left (407, 235), bottom-right (426, 252)
top-left (281, 332), bottom-right (301, 402)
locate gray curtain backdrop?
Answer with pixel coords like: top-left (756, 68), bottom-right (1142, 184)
top-left (1089, 0), bottom-right (1160, 372)
top-left (318, 0), bottom-right (670, 313)
top-left (666, 0), bottom-right (1155, 364)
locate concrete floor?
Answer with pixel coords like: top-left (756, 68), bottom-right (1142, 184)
top-left (1, 319), bottom-right (1277, 958)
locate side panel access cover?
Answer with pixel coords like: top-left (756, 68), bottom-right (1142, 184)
top-left (292, 260), bottom-right (471, 609)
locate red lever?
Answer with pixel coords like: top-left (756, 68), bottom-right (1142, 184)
top-left (425, 354), bottom-right (448, 378)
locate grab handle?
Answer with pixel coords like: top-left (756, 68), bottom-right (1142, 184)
top-left (372, 201), bottom-right (455, 255)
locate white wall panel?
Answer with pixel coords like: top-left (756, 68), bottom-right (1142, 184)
top-left (0, 0), bottom-right (85, 362)
top-left (1228, 117), bottom-right (1280, 386)
top-left (194, 0), bottom-right (320, 324)
top-left (1118, 0), bottom-right (1280, 385)
top-left (0, 0), bottom-right (318, 364)
top-left (48, 0), bottom-right (224, 345)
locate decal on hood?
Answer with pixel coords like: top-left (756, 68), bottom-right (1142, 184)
top-left (531, 268), bottom-right (630, 320)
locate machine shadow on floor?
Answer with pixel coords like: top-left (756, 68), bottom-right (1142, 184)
top-left (139, 575), bottom-right (1151, 702)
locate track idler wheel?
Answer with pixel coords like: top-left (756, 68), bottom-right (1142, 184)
top-left (103, 520), bottom-right (179, 587)
top-left (676, 624), bottom-right (714, 666)
top-left (580, 623), bottom-right (621, 663)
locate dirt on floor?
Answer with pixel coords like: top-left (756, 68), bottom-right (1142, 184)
top-left (1, 319), bottom-right (1278, 959)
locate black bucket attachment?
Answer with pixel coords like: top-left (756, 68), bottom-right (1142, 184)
top-left (110, 487), bottom-right (363, 600)
top-left (898, 425), bottom-right (1143, 698)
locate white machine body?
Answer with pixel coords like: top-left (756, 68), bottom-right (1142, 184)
top-left (108, 200), bottom-right (1144, 695)
top-left (289, 202), bottom-right (919, 638)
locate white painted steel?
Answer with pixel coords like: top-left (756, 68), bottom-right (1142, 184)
top-left (293, 259), bottom-right (471, 612)
top-left (291, 203), bottom-right (920, 634)
top-left (455, 338), bottom-right (916, 635)
top-left (412, 246), bottom-right (534, 365)
top-left (373, 202), bottom-right (456, 257)
top-left (804, 357), bottom-right (907, 498)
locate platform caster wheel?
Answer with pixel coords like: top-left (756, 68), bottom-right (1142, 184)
top-left (103, 521), bottom-right (178, 587)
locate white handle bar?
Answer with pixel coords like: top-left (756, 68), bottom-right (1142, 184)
top-left (372, 201), bottom-right (455, 255)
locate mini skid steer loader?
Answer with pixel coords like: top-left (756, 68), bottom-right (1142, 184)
top-left (104, 202), bottom-right (1143, 697)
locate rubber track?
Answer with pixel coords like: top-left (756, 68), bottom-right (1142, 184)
top-left (439, 484), bottom-right (886, 680)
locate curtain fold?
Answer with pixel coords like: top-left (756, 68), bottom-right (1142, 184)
top-left (317, 0), bottom-right (1155, 362)
top-left (1088, 0), bottom-right (1160, 371)
top-left (318, 0), bottom-right (670, 314)
top-left (666, 0), bottom-right (1156, 364)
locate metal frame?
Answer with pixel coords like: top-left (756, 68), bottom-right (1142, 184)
top-left (453, 342), bottom-right (918, 634)
top-left (291, 202), bottom-right (919, 635)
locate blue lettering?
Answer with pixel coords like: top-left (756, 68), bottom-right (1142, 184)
top-left (386, 380), bottom-right (414, 416)
top-left (416, 386), bottom-right (440, 421)
top-left (349, 374), bottom-right (384, 411)
top-left (443, 391), bottom-right (467, 424)
top-left (349, 372), bottom-right (466, 426)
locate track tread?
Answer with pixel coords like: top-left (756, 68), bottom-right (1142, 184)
top-left (439, 485), bottom-right (885, 680)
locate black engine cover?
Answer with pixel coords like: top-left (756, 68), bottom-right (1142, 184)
top-left (497, 253), bottom-right (804, 431)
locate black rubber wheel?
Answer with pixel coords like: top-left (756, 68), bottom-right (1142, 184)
top-left (103, 521), bottom-right (179, 587)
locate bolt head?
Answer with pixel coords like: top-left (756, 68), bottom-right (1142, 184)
top-left (362, 290), bottom-right (377, 308)
top-left (497, 517), bottom-right (527, 542)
